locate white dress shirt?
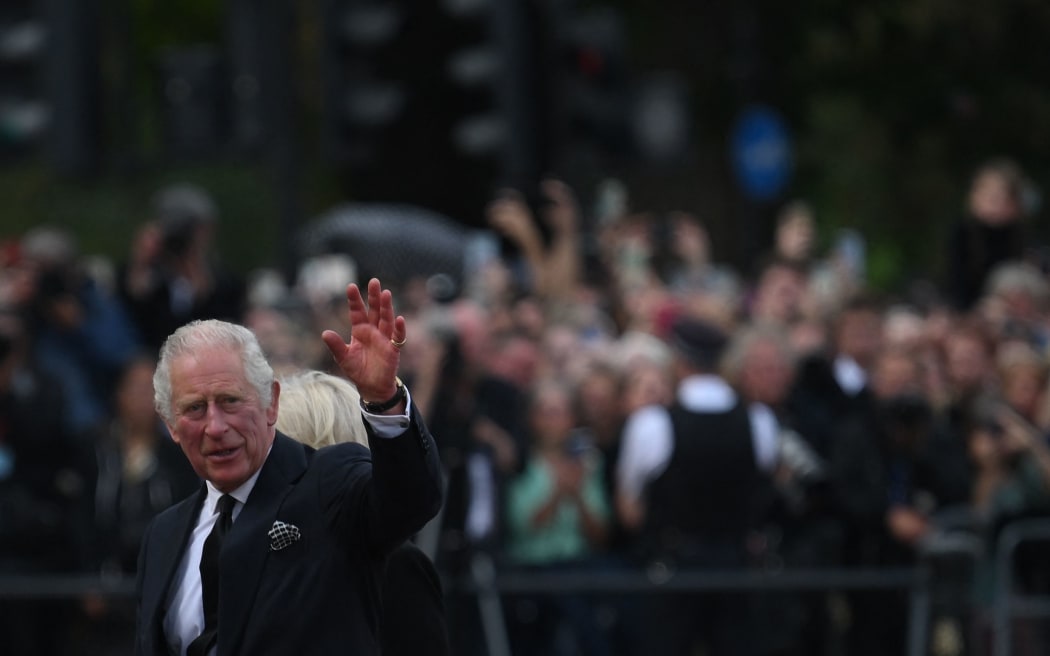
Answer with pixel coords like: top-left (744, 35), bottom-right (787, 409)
top-left (616, 374), bottom-right (780, 505)
top-left (164, 475), bottom-right (256, 656)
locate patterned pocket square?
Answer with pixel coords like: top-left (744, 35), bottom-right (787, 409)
top-left (268, 520), bottom-right (301, 551)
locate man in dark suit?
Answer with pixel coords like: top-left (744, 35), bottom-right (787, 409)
top-left (134, 278), bottom-right (443, 655)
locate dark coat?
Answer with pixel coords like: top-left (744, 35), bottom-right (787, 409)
top-left (380, 542), bottom-right (450, 656)
top-left (134, 409), bottom-right (442, 656)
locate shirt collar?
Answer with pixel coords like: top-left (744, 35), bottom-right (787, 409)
top-left (678, 374), bottom-right (737, 411)
top-left (833, 355), bottom-right (867, 396)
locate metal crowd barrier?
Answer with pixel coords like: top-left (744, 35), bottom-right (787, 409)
top-left (0, 575), bottom-right (135, 600)
top-left (460, 520), bottom-right (1050, 656)
top-left (4, 518), bottom-right (1050, 656)
top-left (993, 518), bottom-right (1050, 656)
top-left (464, 553), bottom-right (930, 656)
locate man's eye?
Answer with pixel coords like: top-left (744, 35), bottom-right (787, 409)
top-left (182, 404), bottom-right (206, 419)
top-left (221, 398), bottom-right (242, 410)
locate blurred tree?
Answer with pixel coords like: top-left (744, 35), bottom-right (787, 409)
top-left (2, 0), bottom-right (1050, 294)
top-left (606, 0), bottom-right (1050, 291)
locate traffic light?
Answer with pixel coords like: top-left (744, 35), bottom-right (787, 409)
top-left (317, 0), bottom-right (545, 224)
top-left (442, 0), bottom-right (544, 192)
top-left (318, 0), bottom-right (409, 167)
top-left (548, 4), bottom-right (632, 163)
top-left (443, 0), bottom-right (505, 160)
top-left (0, 3), bottom-right (49, 161)
top-left (0, 0), bottom-right (98, 174)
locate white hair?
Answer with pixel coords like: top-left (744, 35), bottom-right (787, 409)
top-left (153, 319), bottom-right (275, 425)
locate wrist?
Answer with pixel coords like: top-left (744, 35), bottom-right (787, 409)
top-left (360, 377), bottom-right (406, 414)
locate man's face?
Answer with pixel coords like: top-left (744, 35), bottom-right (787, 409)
top-left (741, 341), bottom-right (793, 406)
top-left (165, 346), bottom-right (278, 493)
top-left (837, 309), bottom-right (882, 367)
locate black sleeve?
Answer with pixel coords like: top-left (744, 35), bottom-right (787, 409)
top-left (380, 542), bottom-right (450, 656)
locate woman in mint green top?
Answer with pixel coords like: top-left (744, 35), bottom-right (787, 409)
top-left (504, 378), bottom-right (611, 565)
top-left (501, 377), bottom-right (614, 656)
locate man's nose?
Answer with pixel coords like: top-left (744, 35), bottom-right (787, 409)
top-left (204, 404), bottom-right (229, 435)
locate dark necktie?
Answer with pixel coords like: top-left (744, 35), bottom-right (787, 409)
top-left (188, 494), bottom-right (236, 656)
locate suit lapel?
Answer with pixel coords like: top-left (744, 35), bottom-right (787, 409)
top-left (219, 433), bottom-right (309, 654)
top-left (143, 487), bottom-right (206, 652)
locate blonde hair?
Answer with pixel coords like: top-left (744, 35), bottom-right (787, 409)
top-left (275, 370), bottom-right (368, 449)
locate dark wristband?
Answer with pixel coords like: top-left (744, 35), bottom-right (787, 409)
top-left (360, 377), bottom-right (406, 414)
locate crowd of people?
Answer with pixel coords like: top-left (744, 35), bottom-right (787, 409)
top-left (2, 156), bottom-right (1050, 655)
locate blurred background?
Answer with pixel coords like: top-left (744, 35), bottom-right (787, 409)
top-left (3, 0), bottom-right (1050, 289)
top-left (6, 2), bottom-right (1050, 656)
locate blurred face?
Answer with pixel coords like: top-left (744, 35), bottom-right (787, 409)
top-left (944, 334), bottom-right (989, 393)
top-left (623, 363), bottom-right (672, 413)
top-left (969, 171), bottom-right (1019, 226)
top-left (488, 337), bottom-right (541, 390)
top-left (446, 301), bottom-right (489, 369)
top-left (776, 213), bottom-right (815, 261)
top-left (670, 214), bottom-right (710, 263)
top-left (883, 312), bottom-right (925, 351)
top-left (751, 266), bottom-right (806, 324)
top-left (968, 426), bottom-right (1002, 469)
top-left (871, 351), bottom-right (921, 400)
top-left (739, 340), bottom-right (794, 406)
top-left (1002, 365), bottom-right (1045, 420)
top-left (165, 346), bottom-right (278, 492)
top-left (118, 359), bottom-right (160, 429)
top-left (578, 371), bottom-right (620, 427)
top-left (836, 309), bottom-right (882, 368)
top-left (530, 386), bottom-right (576, 448)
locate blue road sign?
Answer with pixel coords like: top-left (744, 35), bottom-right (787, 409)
top-left (730, 105), bottom-right (793, 201)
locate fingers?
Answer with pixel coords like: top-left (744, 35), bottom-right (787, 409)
top-left (541, 178), bottom-right (573, 206)
top-left (347, 278), bottom-right (404, 340)
top-left (390, 315), bottom-right (407, 345)
top-left (345, 279), bottom-right (388, 330)
top-left (321, 329), bottom-right (348, 360)
top-left (345, 282), bottom-right (367, 326)
top-left (366, 278), bottom-right (382, 327)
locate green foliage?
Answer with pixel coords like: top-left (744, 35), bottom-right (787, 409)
top-left (609, 0), bottom-right (1050, 292)
top-left (0, 162), bottom-right (283, 276)
top-left (6, 0), bottom-right (1050, 299)
top-left (777, 0), bottom-right (1050, 292)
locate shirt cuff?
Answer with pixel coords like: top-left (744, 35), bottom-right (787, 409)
top-left (361, 388), bottom-right (413, 438)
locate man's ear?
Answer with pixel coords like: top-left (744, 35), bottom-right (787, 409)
top-left (267, 380), bottom-right (281, 427)
top-left (164, 423), bottom-right (180, 444)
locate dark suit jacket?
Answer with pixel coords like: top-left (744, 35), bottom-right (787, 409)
top-left (135, 407), bottom-right (443, 656)
top-left (380, 542), bottom-right (450, 656)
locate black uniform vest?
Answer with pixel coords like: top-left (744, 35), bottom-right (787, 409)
top-left (641, 401), bottom-right (759, 565)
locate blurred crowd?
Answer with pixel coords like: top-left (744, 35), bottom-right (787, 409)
top-left (2, 157), bottom-right (1050, 656)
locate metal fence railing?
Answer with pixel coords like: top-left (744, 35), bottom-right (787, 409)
top-left (4, 517), bottom-right (1050, 656)
top-left (993, 519), bottom-right (1050, 656)
top-left (462, 554), bottom-right (928, 656)
top-left (456, 520), bottom-right (1050, 656)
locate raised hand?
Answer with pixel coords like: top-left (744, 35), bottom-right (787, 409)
top-left (321, 278), bottom-right (407, 405)
top-left (539, 179), bottom-right (579, 235)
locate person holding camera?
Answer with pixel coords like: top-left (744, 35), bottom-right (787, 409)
top-left (118, 183), bottom-right (246, 353)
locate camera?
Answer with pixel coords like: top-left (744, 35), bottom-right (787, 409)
top-left (563, 429), bottom-right (595, 460)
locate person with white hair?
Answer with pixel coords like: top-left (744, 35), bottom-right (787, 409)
top-left (135, 278), bottom-right (442, 656)
top-left (117, 183), bottom-right (247, 352)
